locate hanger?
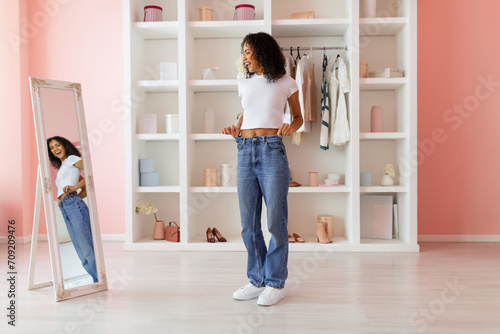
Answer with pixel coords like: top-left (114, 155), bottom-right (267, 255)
top-left (295, 46), bottom-right (301, 61)
top-left (322, 47), bottom-right (328, 70)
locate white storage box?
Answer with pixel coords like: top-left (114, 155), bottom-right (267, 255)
top-left (360, 195), bottom-right (393, 239)
top-left (368, 68), bottom-right (404, 78)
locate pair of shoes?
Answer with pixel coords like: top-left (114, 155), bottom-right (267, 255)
top-left (206, 228), bottom-right (215, 243)
top-left (288, 233), bottom-right (305, 243)
top-left (233, 283), bottom-right (265, 300)
top-left (206, 227), bottom-right (226, 243)
top-left (317, 222), bottom-right (332, 243)
top-left (257, 286), bottom-right (285, 306)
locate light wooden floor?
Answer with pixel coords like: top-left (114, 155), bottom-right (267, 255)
top-left (1, 242), bottom-right (500, 334)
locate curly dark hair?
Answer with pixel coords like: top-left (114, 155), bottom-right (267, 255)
top-left (47, 136), bottom-right (81, 169)
top-left (241, 32), bottom-right (286, 82)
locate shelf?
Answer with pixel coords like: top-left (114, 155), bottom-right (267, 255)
top-left (187, 20), bottom-right (265, 39)
top-left (190, 186), bottom-right (237, 193)
top-left (189, 186), bottom-right (351, 193)
top-left (135, 134), bottom-right (179, 141)
top-left (360, 186), bottom-right (407, 193)
top-left (289, 186), bottom-right (351, 193)
top-left (135, 186), bottom-right (180, 193)
top-left (359, 17), bottom-right (407, 36)
top-left (359, 132), bottom-right (407, 140)
top-left (133, 21), bottom-right (179, 39)
top-left (359, 78), bottom-right (407, 91)
top-left (135, 80), bottom-right (179, 92)
top-left (272, 18), bottom-right (350, 37)
top-left (190, 134), bottom-right (234, 141)
top-left (188, 80), bottom-right (238, 92)
top-left (124, 236), bottom-right (418, 252)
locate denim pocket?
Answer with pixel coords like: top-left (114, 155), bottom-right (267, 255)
top-left (265, 140), bottom-right (284, 152)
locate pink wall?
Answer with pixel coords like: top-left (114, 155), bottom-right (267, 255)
top-left (0, 0), bottom-right (23, 236)
top-left (27, 0), bottom-right (124, 235)
top-left (0, 0), bottom-right (34, 238)
top-left (418, 0), bottom-right (500, 235)
top-left (0, 0), bottom-right (124, 237)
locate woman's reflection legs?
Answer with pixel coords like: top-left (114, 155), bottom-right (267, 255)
top-left (59, 193), bottom-right (98, 283)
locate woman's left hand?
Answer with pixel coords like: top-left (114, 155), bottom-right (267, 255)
top-left (63, 185), bottom-right (77, 194)
top-left (277, 123), bottom-right (294, 136)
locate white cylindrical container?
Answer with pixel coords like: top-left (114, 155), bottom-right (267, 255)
top-left (144, 5), bottom-right (163, 22)
top-left (165, 114), bottom-right (179, 134)
top-left (203, 108), bottom-right (215, 133)
top-left (221, 164), bottom-right (237, 187)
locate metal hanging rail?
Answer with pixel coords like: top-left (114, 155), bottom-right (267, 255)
top-left (280, 46), bottom-right (348, 51)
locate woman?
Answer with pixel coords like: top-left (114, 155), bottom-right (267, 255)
top-left (222, 32), bottom-right (303, 306)
top-left (47, 136), bottom-right (98, 283)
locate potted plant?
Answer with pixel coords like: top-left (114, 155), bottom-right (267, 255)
top-left (136, 200), bottom-right (164, 240)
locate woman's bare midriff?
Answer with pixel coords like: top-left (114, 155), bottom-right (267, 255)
top-left (240, 128), bottom-right (278, 138)
top-left (58, 192), bottom-right (77, 202)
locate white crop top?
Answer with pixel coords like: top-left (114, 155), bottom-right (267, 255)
top-left (238, 74), bottom-right (298, 130)
top-left (56, 155), bottom-right (82, 198)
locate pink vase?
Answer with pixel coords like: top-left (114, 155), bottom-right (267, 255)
top-left (153, 220), bottom-right (165, 240)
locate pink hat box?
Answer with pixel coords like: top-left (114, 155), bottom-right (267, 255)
top-left (144, 5), bottom-right (163, 22)
top-left (234, 4), bottom-right (255, 20)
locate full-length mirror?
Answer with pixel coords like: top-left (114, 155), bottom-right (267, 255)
top-left (29, 77), bottom-right (107, 301)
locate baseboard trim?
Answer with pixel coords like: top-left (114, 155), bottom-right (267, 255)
top-left (0, 234), bottom-right (126, 244)
top-left (418, 235), bottom-right (500, 242)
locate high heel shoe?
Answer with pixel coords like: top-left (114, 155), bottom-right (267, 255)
top-left (292, 233), bottom-right (305, 243)
top-left (317, 222), bottom-right (332, 244)
top-left (206, 227), bottom-right (215, 243)
top-left (212, 227), bottom-right (226, 242)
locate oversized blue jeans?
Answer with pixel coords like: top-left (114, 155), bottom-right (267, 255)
top-left (235, 135), bottom-right (290, 289)
top-left (59, 193), bottom-right (98, 283)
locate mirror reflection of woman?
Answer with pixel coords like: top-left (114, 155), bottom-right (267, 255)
top-left (47, 136), bottom-right (98, 283)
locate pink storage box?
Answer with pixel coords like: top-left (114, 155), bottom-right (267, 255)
top-left (144, 5), bottom-right (162, 22)
top-left (234, 4), bottom-right (255, 20)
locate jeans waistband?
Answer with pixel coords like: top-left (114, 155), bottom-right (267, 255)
top-left (59, 193), bottom-right (79, 206)
top-left (235, 135), bottom-right (282, 144)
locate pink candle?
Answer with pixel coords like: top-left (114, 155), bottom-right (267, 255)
top-left (370, 106), bottom-right (383, 132)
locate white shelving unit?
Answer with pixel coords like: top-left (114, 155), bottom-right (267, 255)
top-left (123, 0), bottom-right (418, 252)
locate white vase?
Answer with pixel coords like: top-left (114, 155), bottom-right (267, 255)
top-left (381, 174), bottom-right (394, 186)
top-left (362, 0), bottom-right (377, 18)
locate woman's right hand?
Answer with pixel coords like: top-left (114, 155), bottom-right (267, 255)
top-left (221, 125), bottom-right (240, 138)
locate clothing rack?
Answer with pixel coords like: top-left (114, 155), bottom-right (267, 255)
top-left (280, 46), bottom-right (348, 52)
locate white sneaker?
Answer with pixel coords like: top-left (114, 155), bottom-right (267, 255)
top-left (257, 286), bottom-right (285, 306)
top-left (233, 283), bottom-right (265, 300)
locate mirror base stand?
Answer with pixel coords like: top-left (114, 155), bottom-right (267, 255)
top-left (28, 165), bottom-right (54, 290)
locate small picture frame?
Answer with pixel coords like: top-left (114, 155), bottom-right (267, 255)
top-left (160, 62), bottom-right (177, 80)
top-left (138, 114), bottom-right (157, 134)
